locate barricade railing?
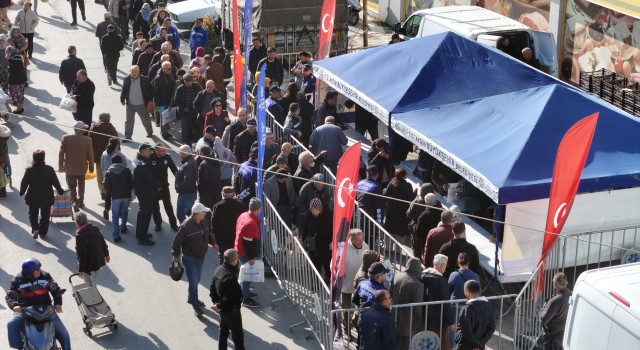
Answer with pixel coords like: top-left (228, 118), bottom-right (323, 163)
top-left (262, 195), bottom-right (332, 350)
top-left (333, 294), bottom-right (517, 350)
top-left (512, 225), bottom-right (640, 350)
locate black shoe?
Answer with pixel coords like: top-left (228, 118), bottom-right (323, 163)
top-left (146, 133), bottom-right (154, 138)
top-left (146, 233), bottom-right (153, 238)
top-left (241, 298), bottom-right (261, 308)
top-left (120, 226), bottom-right (127, 233)
top-left (14, 108), bottom-right (24, 114)
top-left (82, 14), bottom-right (86, 21)
top-left (194, 306), bottom-right (204, 316)
top-left (162, 133), bottom-right (172, 140)
top-left (137, 239), bottom-right (155, 246)
top-left (103, 210), bottom-right (109, 220)
top-left (70, 21), bottom-right (77, 26)
top-left (121, 139), bottom-right (129, 143)
top-left (154, 225), bottom-right (161, 232)
top-left (114, 236), bottom-right (122, 243)
top-left (249, 291), bottom-right (258, 298)
top-left (170, 225), bottom-right (179, 231)
top-left (101, 193), bottom-right (106, 201)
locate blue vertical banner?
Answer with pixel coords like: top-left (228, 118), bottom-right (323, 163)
top-left (256, 64), bottom-right (267, 239)
top-left (241, 0), bottom-right (253, 108)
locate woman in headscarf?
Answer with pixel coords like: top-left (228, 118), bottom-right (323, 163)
top-left (134, 3), bottom-right (152, 40)
top-left (5, 45), bottom-right (27, 114)
top-left (0, 123), bottom-right (10, 198)
top-left (0, 34), bottom-right (9, 93)
top-left (300, 198), bottom-right (333, 281)
top-left (188, 46), bottom-right (206, 71)
top-left (7, 27), bottom-right (29, 68)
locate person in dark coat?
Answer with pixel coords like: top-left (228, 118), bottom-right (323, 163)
top-left (413, 193), bottom-right (441, 260)
top-left (211, 187), bottom-right (246, 265)
top-left (19, 150), bottom-right (64, 239)
top-left (136, 43), bottom-right (155, 76)
top-left (173, 73), bottom-right (202, 145)
top-left (539, 273), bottom-right (572, 350)
top-left (151, 142), bottom-right (179, 231)
top-left (133, 143), bottom-right (159, 246)
top-left (292, 150), bottom-right (326, 194)
top-left (59, 46), bottom-right (86, 93)
top-left (422, 254), bottom-right (455, 350)
top-left (256, 47), bottom-right (284, 86)
top-left (71, 69), bottom-right (96, 125)
top-left (5, 45), bottom-right (27, 114)
top-left (431, 159), bottom-right (462, 196)
top-left (100, 25), bottom-right (124, 85)
top-left (358, 289), bottom-right (395, 350)
top-left (223, 107), bottom-right (247, 150)
top-left (423, 210), bottom-right (455, 271)
top-left (455, 280), bottom-right (495, 350)
top-left (248, 36), bottom-right (267, 80)
top-left (356, 165), bottom-right (385, 224)
top-left (210, 248), bottom-right (246, 349)
top-left (439, 220), bottom-right (481, 279)
top-left (300, 198), bottom-right (333, 282)
top-left (175, 144), bottom-right (198, 223)
top-left (367, 138), bottom-right (394, 188)
top-left (103, 154), bottom-right (133, 242)
top-left (352, 101), bottom-right (379, 141)
top-left (152, 61), bottom-right (177, 138)
top-left (196, 146), bottom-right (221, 209)
top-left (232, 118), bottom-right (257, 163)
top-left (313, 91), bottom-right (338, 128)
top-left (383, 168), bottom-right (414, 254)
top-left (233, 149), bottom-right (258, 207)
top-left (73, 212), bottom-right (110, 284)
top-left (296, 91), bottom-right (313, 147)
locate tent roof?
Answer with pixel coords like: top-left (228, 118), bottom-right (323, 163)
top-left (392, 84), bottom-right (640, 204)
top-left (312, 31), bottom-right (558, 122)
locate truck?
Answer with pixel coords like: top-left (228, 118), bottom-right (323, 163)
top-left (563, 263), bottom-right (640, 349)
top-left (394, 6), bottom-right (558, 76)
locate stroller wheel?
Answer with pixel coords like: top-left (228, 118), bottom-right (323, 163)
top-left (83, 327), bottom-right (92, 337)
top-left (112, 323), bottom-right (118, 330)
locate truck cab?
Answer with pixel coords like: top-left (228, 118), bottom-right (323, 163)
top-left (563, 263), bottom-right (640, 349)
top-left (395, 6), bottom-right (557, 76)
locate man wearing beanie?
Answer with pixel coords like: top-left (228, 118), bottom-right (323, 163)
top-left (234, 197), bottom-right (263, 308)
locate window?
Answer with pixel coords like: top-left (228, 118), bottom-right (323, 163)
top-left (405, 15), bottom-right (422, 38)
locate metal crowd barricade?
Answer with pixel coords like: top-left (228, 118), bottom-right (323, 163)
top-left (333, 294), bottom-right (516, 350)
top-left (262, 196), bottom-right (332, 350)
top-left (512, 226), bottom-right (640, 350)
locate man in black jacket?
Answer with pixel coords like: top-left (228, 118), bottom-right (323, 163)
top-left (197, 146), bottom-right (221, 209)
top-left (539, 273), bottom-right (572, 350)
top-left (151, 143), bottom-right (179, 232)
top-left (211, 187), bottom-right (245, 265)
top-left (455, 280), bottom-right (495, 350)
top-left (73, 212), bottom-right (110, 283)
top-left (257, 47), bottom-right (284, 86)
top-left (104, 154), bottom-right (134, 242)
top-left (248, 37), bottom-right (267, 81)
top-left (438, 220), bottom-right (481, 279)
top-left (152, 61), bottom-right (177, 138)
top-left (133, 143), bottom-right (159, 246)
top-left (210, 248), bottom-right (245, 349)
top-left (223, 107), bottom-right (247, 150)
top-left (175, 144), bottom-right (198, 223)
top-left (232, 118), bottom-right (257, 163)
top-left (6, 259), bottom-right (71, 350)
top-left (71, 70), bottom-right (96, 126)
top-left (422, 254), bottom-right (455, 350)
top-left (173, 73), bottom-right (202, 145)
top-left (172, 202), bottom-right (218, 316)
top-left (100, 24), bottom-right (124, 86)
top-left (59, 46), bottom-right (86, 93)
top-left (121, 65), bottom-right (154, 139)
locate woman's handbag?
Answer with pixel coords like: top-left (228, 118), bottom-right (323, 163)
top-left (302, 236), bottom-right (317, 253)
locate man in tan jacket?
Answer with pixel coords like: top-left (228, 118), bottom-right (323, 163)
top-left (59, 121), bottom-right (94, 208)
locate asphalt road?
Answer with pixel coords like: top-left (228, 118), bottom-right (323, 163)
top-left (0, 1), bottom-right (321, 349)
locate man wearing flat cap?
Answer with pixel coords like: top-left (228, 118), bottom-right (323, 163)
top-left (265, 86), bottom-right (285, 125)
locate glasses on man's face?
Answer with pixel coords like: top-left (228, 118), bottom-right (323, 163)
top-left (215, 104), bottom-right (222, 107)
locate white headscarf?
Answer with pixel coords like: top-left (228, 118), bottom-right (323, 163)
top-left (0, 34), bottom-right (7, 50)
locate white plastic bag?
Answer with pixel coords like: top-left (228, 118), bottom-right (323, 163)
top-left (161, 107), bottom-right (177, 125)
top-left (59, 94), bottom-right (77, 113)
top-left (0, 90), bottom-right (10, 104)
top-left (238, 260), bottom-right (264, 283)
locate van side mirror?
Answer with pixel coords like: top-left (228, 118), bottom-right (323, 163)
top-left (394, 23), bottom-right (403, 34)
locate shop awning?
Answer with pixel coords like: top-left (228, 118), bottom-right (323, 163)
top-left (587, 0), bottom-right (640, 19)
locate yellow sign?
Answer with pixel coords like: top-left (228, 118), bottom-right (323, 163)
top-left (588, 0), bottom-right (640, 19)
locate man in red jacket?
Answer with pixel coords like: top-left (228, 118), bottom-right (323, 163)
top-left (234, 197), bottom-right (262, 308)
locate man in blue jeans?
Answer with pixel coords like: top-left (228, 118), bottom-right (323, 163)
top-left (104, 154), bottom-right (133, 242)
top-left (172, 203), bottom-right (218, 316)
top-left (6, 258), bottom-right (71, 350)
top-left (234, 198), bottom-right (263, 308)
top-left (175, 144), bottom-right (198, 224)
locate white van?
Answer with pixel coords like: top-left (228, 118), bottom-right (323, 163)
top-left (394, 6), bottom-right (557, 76)
top-left (563, 263), bottom-right (640, 349)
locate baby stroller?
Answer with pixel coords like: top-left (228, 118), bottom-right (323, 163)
top-left (69, 273), bottom-right (118, 336)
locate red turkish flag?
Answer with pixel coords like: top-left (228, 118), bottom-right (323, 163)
top-left (318, 0), bottom-right (336, 60)
top-left (535, 113), bottom-right (599, 293)
top-left (330, 142), bottom-right (361, 307)
top-left (232, 0), bottom-right (243, 112)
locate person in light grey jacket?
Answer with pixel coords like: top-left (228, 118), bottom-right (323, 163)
top-left (14, 1), bottom-right (39, 58)
top-left (263, 168), bottom-right (295, 227)
top-left (213, 136), bottom-right (235, 187)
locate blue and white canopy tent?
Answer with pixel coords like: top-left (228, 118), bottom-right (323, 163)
top-left (314, 32), bottom-right (640, 282)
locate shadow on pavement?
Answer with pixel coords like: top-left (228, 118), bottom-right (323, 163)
top-left (88, 322), bottom-right (170, 349)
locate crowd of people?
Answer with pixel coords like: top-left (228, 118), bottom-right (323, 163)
top-left (0, 2), bottom-right (565, 349)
